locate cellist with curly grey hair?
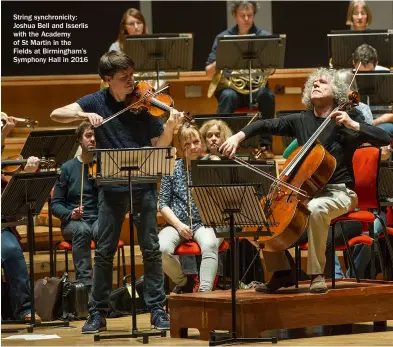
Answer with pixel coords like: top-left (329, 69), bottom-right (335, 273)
top-left (220, 68), bottom-right (391, 294)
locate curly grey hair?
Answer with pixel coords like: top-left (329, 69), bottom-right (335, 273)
top-left (301, 68), bottom-right (349, 110)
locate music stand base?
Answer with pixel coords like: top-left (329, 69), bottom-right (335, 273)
top-left (209, 331), bottom-right (277, 346)
top-left (94, 329), bottom-right (166, 344)
top-left (1, 320), bottom-right (69, 333)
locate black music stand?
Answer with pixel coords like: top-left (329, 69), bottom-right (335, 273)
top-left (355, 71), bottom-right (393, 106)
top-left (124, 33), bottom-right (193, 89)
top-left (379, 161), bottom-right (393, 207)
top-left (1, 172), bottom-right (69, 332)
top-left (90, 147), bottom-right (176, 344)
top-left (328, 30), bottom-right (393, 69)
top-left (191, 160), bottom-right (277, 346)
top-left (216, 34), bottom-right (286, 111)
top-left (20, 128), bottom-right (78, 277)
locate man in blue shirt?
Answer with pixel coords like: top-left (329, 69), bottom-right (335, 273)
top-left (51, 122), bottom-right (98, 286)
top-left (206, 1), bottom-right (275, 159)
top-left (50, 51), bottom-right (184, 333)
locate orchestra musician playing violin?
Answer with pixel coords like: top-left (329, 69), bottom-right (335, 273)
top-left (51, 122), bottom-right (98, 286)
top-left (50, 51), bottom-right (184, 333)
top-left (1, 113), bottom-right (41, 322)
top-left (159, 124), bottom-right (223, 293)
top-left (220, 68), bottom-right (391, 293)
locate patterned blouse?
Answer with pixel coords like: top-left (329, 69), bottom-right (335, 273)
top-left (159, 159), bottom-right (203, 233)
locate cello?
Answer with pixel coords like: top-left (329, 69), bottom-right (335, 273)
top-left (231, 90), bottom-right (361, 252)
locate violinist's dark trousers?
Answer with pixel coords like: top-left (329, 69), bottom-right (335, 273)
top-left (263, 184), bottom-right (357, 275)
top-left (215, 87), bottom-right (275, 148)
top-left (1, 228), bottom-right (31, 320)
top-left (89, 185), bottom-right (166, 315)
top-left (61, 219), bottom-right (99, 284)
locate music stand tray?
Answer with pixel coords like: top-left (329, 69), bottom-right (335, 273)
top-left (191, 160), bottom-right (277, 345)
top-left (1, 172), bottom-right (69, 332)
top-left (124, 33), bottom-right (193, 88)
top-left (328, 29), bottom-right (393, 69)
top-left (89, 147), bottom-right (176, 344)
top-left (215, 34), bottom-right (286, 112)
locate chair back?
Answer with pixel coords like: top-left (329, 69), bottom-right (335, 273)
top-left (352, 146), bottom-right (381, 209)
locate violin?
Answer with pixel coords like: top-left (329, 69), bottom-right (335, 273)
top-left (1, 155), bottom-right (56, 175)
top-left (98, 81), bottom-right (194, 127)
top-left (1, 117), bottom-right (38, 129)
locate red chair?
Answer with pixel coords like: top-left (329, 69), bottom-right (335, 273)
top-left (295, 146), bottom-right (391, 288)
top-left (173, 240), bottom-right (230, 291)
top-left (54, 239), bottom-right (126, 288)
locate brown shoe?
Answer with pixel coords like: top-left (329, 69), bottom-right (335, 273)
top-left (310, 275), bottom-right (328, 294)
top-left (24, 313), bottom-right (42, 322)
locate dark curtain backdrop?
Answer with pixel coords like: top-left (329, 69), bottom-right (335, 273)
top-left (272, 1), bottom-right (349, 68)
top-left (151, 1), bottom-right (227, 71)
top-left (2, 1), bottom-right (353, 76)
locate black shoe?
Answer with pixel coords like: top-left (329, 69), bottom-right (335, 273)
top-left (81, 311), bottom-right (107, 334)
top-left (151, 309), bottom-right (170, 330)
top-left (255, 269), bottom-right (296, 293)
top-left (174, 276), bottom-right (195, 294)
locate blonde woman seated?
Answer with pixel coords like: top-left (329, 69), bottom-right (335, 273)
top-left (158, 124), bottom-right (223, 293)
top-left (200, 119), bottom-right (233, 158)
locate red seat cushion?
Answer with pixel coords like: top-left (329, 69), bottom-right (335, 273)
top-left (58, 240), bottom-right (72, 251)
top-left (331, 210), bottom-right (376, 224)
top-left (378, 226), bottom-right (393, 239)
top-left (90, 240), bottom-right (125, 249)
top-left (175, 241), bottom-right (201, 255)
top-left (335, 235), bottom-right (373, 250)
top-left (234, 107), bottom-right (258, 113)
top-left (174, 240), bottom-right (229, 256)
top-left (299, 234), bottom-right (373, 251)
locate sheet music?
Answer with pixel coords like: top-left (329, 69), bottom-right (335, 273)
top-left (100, 147), bottom-right (177, 179)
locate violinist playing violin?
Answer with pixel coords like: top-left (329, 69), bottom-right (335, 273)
top-left (1, 113), bottom-right (41, 322)
top-left (50, 51), bottom-right (185, 333)
top-left (220, 68), bottom-right (391, 294)
top-left (51, 122), bottom-right (98, 286)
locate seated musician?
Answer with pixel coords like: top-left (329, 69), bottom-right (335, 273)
top-left (174, 120), bottom-right (233, 292)
top-left (220, 68), bottom-right (391, 293)
top-left (352, 44), bottom-right (393, 158)
top-left (158, 124), bottom-right (223, 293)
top-left (51, 122), bottom-right (98, 285)
top-left (205, 0), bottom-right (275, 159)
top-left (1, 113), bottom-right (41, 321)
top-left (346, 0), bottom-right (372, 31)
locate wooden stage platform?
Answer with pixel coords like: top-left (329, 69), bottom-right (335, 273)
top-left (169, 279), bottom-right (393, 342)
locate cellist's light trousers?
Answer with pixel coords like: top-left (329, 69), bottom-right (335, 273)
top-left (263, 184), bottom-right (358, 275)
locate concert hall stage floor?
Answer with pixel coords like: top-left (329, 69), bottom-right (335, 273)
top-left (2, 280), bottom-right (393, 346)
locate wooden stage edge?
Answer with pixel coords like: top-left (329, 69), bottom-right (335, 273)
top-left (169, 279), bottom-right (393, 341)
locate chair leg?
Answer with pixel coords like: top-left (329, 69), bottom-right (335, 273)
top-left (340, 222), bottom-right (360, 283)
top-left (54, 243), bottom-right (59, 277)
top-left (122, 246), bottom-right (126, 279)
top-left (117, 249), bottom-right (120, 288)
top-left (65, 249), bottom-right (69, 274)
top-left (294, 243), bottom-right (299, 288)
top-left (331, 224), bottom-right (336, 289)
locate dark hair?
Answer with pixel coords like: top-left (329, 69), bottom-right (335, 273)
top-left (75, 121), bottom-right (94, 142)
top-left (230, 1), bottom-right (258, 15)
top-left (98, 51), bottom-right (135, 80)
top-left (117, 8), bottom-right (147, 51)
top-left (352, 43), bottom-right (378, 67)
